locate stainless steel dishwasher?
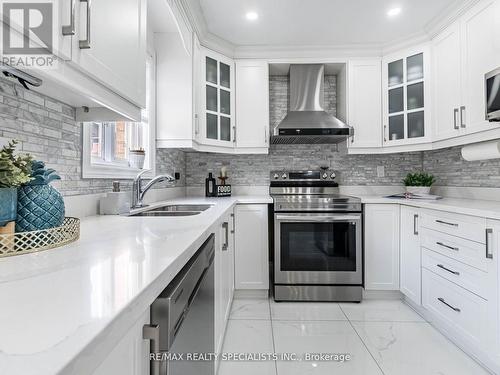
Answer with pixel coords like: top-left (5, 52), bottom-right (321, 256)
top-left (143, 234), bottom-right (215, 375)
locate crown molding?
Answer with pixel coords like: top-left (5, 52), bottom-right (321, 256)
top-left (178, 0), bottom-right (480, 60)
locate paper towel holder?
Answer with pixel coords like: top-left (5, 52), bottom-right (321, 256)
top-left (461, 139), bottom-right (500, 161)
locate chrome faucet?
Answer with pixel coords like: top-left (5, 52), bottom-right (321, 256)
top-left (131, 170), bottom-right (175, 209)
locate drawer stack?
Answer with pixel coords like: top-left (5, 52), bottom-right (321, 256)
top-left (419, 209), bottom-right (498, 370)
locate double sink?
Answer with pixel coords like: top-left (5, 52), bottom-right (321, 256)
top-left (130, 204), bottom-right (213, 217)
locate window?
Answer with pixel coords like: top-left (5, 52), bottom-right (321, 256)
top-left (82, 54), bottom-right (155, 178)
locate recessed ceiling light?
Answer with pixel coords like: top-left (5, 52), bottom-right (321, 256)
top-left (245, 11), bottom-right (259, 21)
top-left (387, 7), bottom-right (402, 17)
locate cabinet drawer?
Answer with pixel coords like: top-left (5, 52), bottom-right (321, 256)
top-left (420, 209), bottom-right (486, 243)
top-left (422, 248), bottom-right (489, 299)
top-left (422, 268), bottom-right (489, 350)
top-left (421, 228), bottom-right (489, 271)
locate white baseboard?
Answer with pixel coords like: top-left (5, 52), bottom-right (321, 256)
top-left (362, 289), bottom-right (403, 300)
top-left (234, 289), bottom-right (269, 299)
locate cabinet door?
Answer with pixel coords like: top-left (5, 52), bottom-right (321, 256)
top-left (348, 59), bottom-right (382, 148)
top-left (432, 23), bottom-right (463, 141)
top-left (461, 0), bottom-right (500, 134)
top-left (200, 48), bottom-right (235, 149)
top-left (400, 206), bottom-right (421, 305)
top-left (92, 308), bottom-right (150, 375)
top-left (235, 60), bottom-right (269, 152)
top-left (364, 204), bottom-right (400, 290)
top-left (73, 0), bottom-right (146, 107)
top-left (234, 204), bottom-right (269, 290)
top-left (214, 220), bottom-right (225, 354)
top-left (382, 45), bottom-right (431, 146)
top-left (486, 219), bottom-right (500, 363)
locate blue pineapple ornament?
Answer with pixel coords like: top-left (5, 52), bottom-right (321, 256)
top-left (16, 161), bottom-right (65, 232)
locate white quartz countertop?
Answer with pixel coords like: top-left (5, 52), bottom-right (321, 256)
top-left (0, 195), bottom-right (271, 375)
top-left (360, 195), bottom-right (500, 220)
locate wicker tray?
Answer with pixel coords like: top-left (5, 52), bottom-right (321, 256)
top-left (0, 217), bottom-right (80, 258)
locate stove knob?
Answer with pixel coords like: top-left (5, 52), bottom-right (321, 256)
top-left (273, 173), bottom-right (279, 179)
top-left (281, 173), bottom-right (287, 179)
top-left (322, 172), bottom-right (328, 179)
top-left (330, 172), bottom-right (336, 179)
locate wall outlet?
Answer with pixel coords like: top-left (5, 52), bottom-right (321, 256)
top-left (377, 166), bottom-right (385, 178)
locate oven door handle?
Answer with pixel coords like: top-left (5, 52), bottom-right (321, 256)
top-left (275, 215), bottom-right (360, 222)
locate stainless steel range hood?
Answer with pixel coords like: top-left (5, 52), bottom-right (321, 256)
top-left (271, 64), bottom-right (353, 144)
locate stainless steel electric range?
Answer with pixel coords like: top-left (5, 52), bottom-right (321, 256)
top-left (270, 169), bottom-right (363, 302)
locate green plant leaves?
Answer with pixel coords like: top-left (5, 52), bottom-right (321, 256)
top-left (403, 172), bottom-right (436, 187)
top-left (0, 140), bottom-right (33, 188)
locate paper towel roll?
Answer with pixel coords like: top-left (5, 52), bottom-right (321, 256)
top-left (461, 140), bottom-right (500, 161)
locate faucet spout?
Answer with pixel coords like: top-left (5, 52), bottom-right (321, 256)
top-left (131, 171), bottom-right (175, 209)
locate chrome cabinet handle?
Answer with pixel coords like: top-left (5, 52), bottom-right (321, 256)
top-left (233, 126), bottom-right (236, 143)
top-left (230, 213), bottom-right (235, 234)
top-left (453, 108), bottom-right (459, 130)
top-left (413, 214), bottom-right (419, 235)
top-left (62, 0), bottom-right (76, 35)
top-left (438, 297), bottom-right (461, 312)
top-left (143, 324), bottom-right (161, 375)
top-left (486, 228), bottom-right (493, 259)
top-left (194, 114), bottom-right (199, 135)
top-left (435, 219), bottom-right (458, 227)
top-left (264, 128), bottom-right (268, 144)
top-left (222, 222), bottom-right (229, 251)
top-left (79, 0), bottom-right (91, 49)
top-left (437, 264), bottom-right (460, 275)
top-left (436, 241), bottom-right (459, 251)
top-left (460, 106), bottom-right (466, 128)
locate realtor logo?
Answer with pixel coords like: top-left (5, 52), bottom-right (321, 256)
top-left (1, 0), bottom-right (58, 68)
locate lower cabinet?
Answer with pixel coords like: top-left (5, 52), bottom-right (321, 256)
top-left (364, 204), bottom-right (400, 290)
top-left (215, 210), bottom-right (235, 357)
top-left (234, 204), bottom-right (269, 290)
top-left (400, 206), bottom-right (421, 305)
top-left (92, 308), bottom-right (150, 375)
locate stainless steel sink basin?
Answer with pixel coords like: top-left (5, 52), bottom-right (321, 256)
top-left (129, 204), bottom-right (213, 217)
top-left (149, 204), bottom-right (212, 212)
top-left (132, 211), bottom-right (201, 217)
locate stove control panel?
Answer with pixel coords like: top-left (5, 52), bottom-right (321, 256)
top-left (270, 170), bottom-right (337, 181)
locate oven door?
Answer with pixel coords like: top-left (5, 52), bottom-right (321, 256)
top-left (274, 212), bottom-right (362, 285)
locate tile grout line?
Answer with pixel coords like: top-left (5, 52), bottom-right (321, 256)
top-left (339, 304), bottom-right (387, 375)
top-left (268, 298), bottom-right (279, 375)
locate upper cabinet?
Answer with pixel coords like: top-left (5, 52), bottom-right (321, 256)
top-left (71, 0), bottom-right (147, 108)
top-left (347, 59), bottom-right (383, 149)
top-left (382, 45), bottom-right (431, 146)
top-left (234, 60), bottom-right (270, 153)
top-left (433, 0), bottom-right (500, 141)
top-left (199, 48), bottom-right (235, 149)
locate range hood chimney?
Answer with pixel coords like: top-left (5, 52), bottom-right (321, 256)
top-left (271, 64), bottom-right (352, 144)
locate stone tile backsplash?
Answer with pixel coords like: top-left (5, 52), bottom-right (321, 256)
top-left (0, 77), bottom-right (185, 196)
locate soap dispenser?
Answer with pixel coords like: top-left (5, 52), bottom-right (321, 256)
top-left (205, 173), bottom-right (216, 197)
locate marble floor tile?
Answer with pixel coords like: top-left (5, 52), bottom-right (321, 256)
top-left (229, 298), bottom-right (271, 320)
top-left (270, 300), bottom-right (347, 321)
top-left (272, 320), bottom-right (383, 375)
top-left (340, 299), bottom-right (426, 322)
top-left (218, 319), bottom-right (276, 375)
top-left (352, 321), bottom-right (490, 375)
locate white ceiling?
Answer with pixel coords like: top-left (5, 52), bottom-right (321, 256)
top-left (197, 0), bottom-right (465, 47)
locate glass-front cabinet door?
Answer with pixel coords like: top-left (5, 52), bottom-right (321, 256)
top-left (200, 48), bottom-right (235, 148)
top-left (383, 46), bottom-right (431, 146)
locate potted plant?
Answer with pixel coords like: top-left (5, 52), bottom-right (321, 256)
top-left (129, 148), bottom-right (145, 169)
top-left (0, 140), bottom-right (33, 233)
top-left (403, 172), bottom-right (436, 195)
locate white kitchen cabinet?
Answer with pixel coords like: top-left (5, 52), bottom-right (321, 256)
top-left (92, 308), bottom-right (150, 375)
top-left (460, 0), bottom-right (500, 135)
top-left (364, 204), bottom-right (400, 290)
top-left (400, 206), bottom-right (421, 305)
top-left (199, 48), bottom-right (235, 150)
top-left (234, 60), bottom-right (270, 153)
top-left (432, 23), bottom-right (463, 141)
top-left (382, 45), bottom-right (432, 146)
top-left (347, 59), bottom-right (383, 149)
top-left (72, 0), bottom-right (147, 107)
top-left (234, 204), bottom-right (269, 290)
top-left (215, 210), bottom-right (235, 354)
top-left (155, 31), bottom-right (195, 148)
